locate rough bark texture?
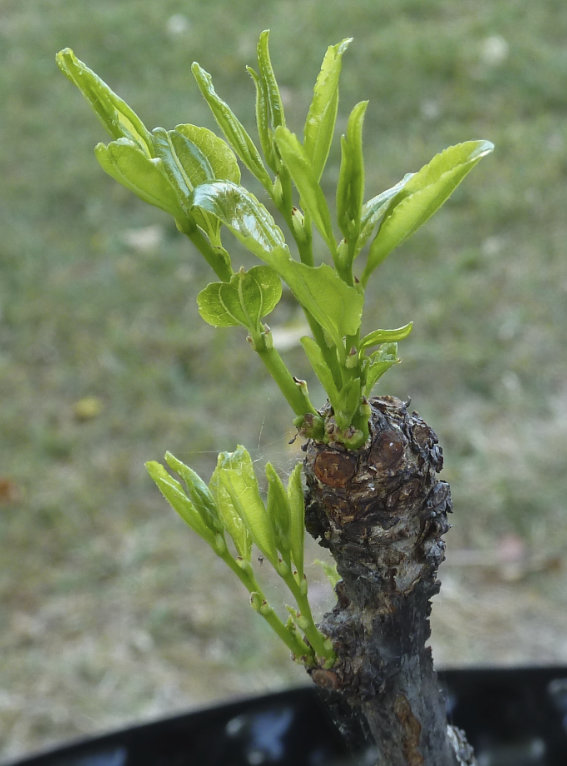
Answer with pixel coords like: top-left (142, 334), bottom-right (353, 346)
top-left (304, 396), bottom-right (476, 766)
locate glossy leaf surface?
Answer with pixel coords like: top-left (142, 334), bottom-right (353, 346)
top-left (191, 181), bottom-right (288, 261)
top-left (209, 456), bottom-right (252, 561)
top-left (174, 124), bottom-right (241, 185)
top-left (362, 140), bottom-right (494, 284)
top-left (300, 336), bottom-right (341, 405)
top-left (274, 127), bottom-right (336, 254)
top-left (286, 464), bottom-right (305, 578)
top-left (214, 446), bottom-right (277, 565)
top-left (145, 461), bottom-right (214, 543)
top-left (362, 343), bottom-right (400, 396)
top-left (360, 322), bottom-right (413, 350)
top-left (304, 38), bottom-right (352, 181)
top-left (56, 48), bottom-right (153, 156)
top-left (192, 63), bottom-right (273, 190)
top-left (247, 30), bottom-right (285, 172)
top-left (336, 100), bottom-right (368, 239)
top-left (197, 266), bottom-right (282, 329)
top-left (164, 452), bottom-right (223, 535)
top-left (275, 261), bottom-right (363, 349)
top-left (95, 139), bottom-right (186, 219)
top-left (265, 463), bottom-right (291, 562)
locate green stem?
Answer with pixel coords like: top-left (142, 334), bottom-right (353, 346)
top-left (253, 334), bottom-right (317, 417)
top-left (223, 553), bottom-right (314, 663)
top-left (285, 572), bottom-right (335, 665)
top-left (306, 313), bottom-right (345, 386)
top-left (178, 220), bottom-right (232, 282)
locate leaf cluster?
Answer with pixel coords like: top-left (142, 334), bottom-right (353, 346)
top-left (57, 35), bottom-right (492, 447)
top-left (146, 448), bottom-right (334, 669)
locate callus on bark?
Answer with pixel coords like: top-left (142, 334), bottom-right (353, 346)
top-left (304, 396), bottom-right (476, 766)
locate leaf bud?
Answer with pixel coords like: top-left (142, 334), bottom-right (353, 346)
top-left (212, 534), bottom-right (227, 555)
top-left (272, 175), bottom-right (284, 206)
top-left (262, 324), bottom-right (274, 350)
top-left (359, 397), bottom-right (371, 420)
top-left (290, 206), bottom-right (309, 245)
top-left (250, 592), bottom-right (263, 612)
top-left (345, 346), bottom-right (359, 369)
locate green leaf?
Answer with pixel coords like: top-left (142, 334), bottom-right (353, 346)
top-left (300, 336), bottom-right (341, 405)
top-left (286, 464), bottom-right (305, 578)
top-left (191, 63), bottom-right (273, 190)
top-left (356, 173), bottom-right (414, 255)
top-left (362, 343), bottom-right (400, 396)
top-left (274, 127), bottom-right (336, 255)
top-left (362, 140), bottom-right (494, 284)
top-left (56, 48), bottom-right (153, 156)
top-left (275, 261), bottom-right (363, 349)
top-left (151, 125), bottom-right (242, 243)
top-left (360, 322), bottom-right (413, 350)
top-left (247, 66), bottom-right (275, 170)
top-left (335, 377), bottom-right (361, 428)
top-left (197, 266), bottom-right (282, 329)
top-left (95, 139), bottom-right (187, 220)
top-left (167, 125), bottom-right (240, 243)
top-left (151, 127), bottom-right (193, 209)
top-left (191, 181), bottom-right (289, 262)
top-left (247, 30), bottom-right (286, 172)
top-left (146, 461), bottom-right (214, 543)
top-left (174, 124), bottom-right (241, 185)
top-left (336, 101), bottom-right (368, 239)
top-left (256, 30), bottom-right (285, 132)
top-left (214, 446), bottom-right (277, 565)
top-left (209, 455), bottom-right (252, 561)
top-left (304, 38), bottom-right (352, 181)
top-left (164, 452), bottom-right (223, 535)
top-left (265, 463), bottom-right (291, 562)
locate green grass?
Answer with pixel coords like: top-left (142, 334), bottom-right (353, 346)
top-left (2, 0), bottom-right (567, 759)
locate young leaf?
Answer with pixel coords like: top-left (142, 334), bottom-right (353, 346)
top-left (191, 181), bottom-right (289, 262)
top-left (164, 452), bottom-right (224, 535)
top-left (95, 139), bottom-right (187, 220)
top-left (300, 336), bottom-right (341, 405)
top-left (360, 322), bottom-right (413, 350)
top-left (356, 173), bottom-right (414, 255)
top-left (146, 461), bottom-right (215, 543)
top-left (151, 127), bottom-right (194, 210)
top-left (257, 30), bottom-right (285, 132)
top-left (247, 66), bottom-right (275, 170)
top-left (197, 266), bottom-right (282, 329)
top-left (274, 127), bottom-right (336, 255)
top-left (247, 30), bottom-right (286, 172)
top-left (167, 125), bottom-right (241, 244)
top-left (209, 458), bottom-right (252, 561)
top-left (174, 124), bottom-right (241, 185)
top-left (191, 63), bottom-right (273, 190)
top-left (335, 377), bottom-right (362, 429)
top-left (304, 38), bottom-right (352, 181)
top-left (274, 261), bottom-right (363, 350)
top-left (286, 464), bottom-right (305, 577)
top-left (362, 140), bottom-right (494, 284)
top-left (265, 463), bottom-right (291, 561)
top-left (336, 100), bottom-right (368, 240)
top-left (215, 446), bottom-right (278, 565)
top-left (362, 343), bottom-right (400, 396)
top-left (56, 48), bottom-right (153, 156)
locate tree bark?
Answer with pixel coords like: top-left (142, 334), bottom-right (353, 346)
top-left (304, 395), bottom-right (476, 766)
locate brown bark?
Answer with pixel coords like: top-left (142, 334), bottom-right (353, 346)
top-left (304, 396), bottom-right (476, 766)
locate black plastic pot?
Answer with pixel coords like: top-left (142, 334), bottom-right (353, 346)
top-left (4, 667), bottom-right (567, 766)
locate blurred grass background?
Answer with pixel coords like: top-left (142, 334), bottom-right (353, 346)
top-left (2, 0), bottom-right (567, 759)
